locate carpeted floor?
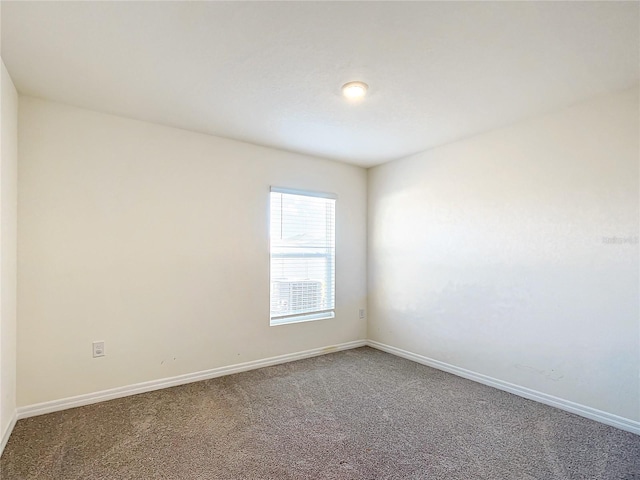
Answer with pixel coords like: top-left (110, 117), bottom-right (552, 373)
top-left (1, 347), bottom-right (639, 479)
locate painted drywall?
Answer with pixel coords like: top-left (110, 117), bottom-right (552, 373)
top-left (1, 60), bottom-right (18, 442)
top-left (368, 86), bottom-right (640, 422)
top-left (17, 97), bottom-right (367, 407)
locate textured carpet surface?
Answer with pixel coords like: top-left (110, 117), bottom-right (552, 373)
top-left (1, 347), bottom-right (639, 479)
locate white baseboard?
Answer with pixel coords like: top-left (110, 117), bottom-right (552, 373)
top-left (14, 339), bottom-right (639, 437)
top-left (17, 340), bottom-right (367, 420)
top-left (367, 340), bottom-right (640, 436)
top-left (1, 411), bottom-right (17, 457)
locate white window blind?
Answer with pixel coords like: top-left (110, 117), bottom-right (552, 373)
top-left (269, 188), bottom-right (336, 326)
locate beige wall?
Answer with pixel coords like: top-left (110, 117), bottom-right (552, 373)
top-left (12, 85), bottom-right (640, 430)
top-left (17, 97), bottom-right (367, 407)
top-left (368, 87), bottom-right (640, 421)
top-left (1, 60), bottom-right (18, 443)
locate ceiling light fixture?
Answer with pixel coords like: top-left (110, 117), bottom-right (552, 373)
top-left (342, 81), bottom-right (368, 99)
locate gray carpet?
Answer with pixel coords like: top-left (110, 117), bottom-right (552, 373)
top-left (1, 347), bottom-right (638, 479)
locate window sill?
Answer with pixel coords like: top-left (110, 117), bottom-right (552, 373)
top-left (270, 311), bottom-right (335, 327)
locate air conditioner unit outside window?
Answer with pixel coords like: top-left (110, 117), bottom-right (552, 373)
top-left (271, 279), bottom-right (324, 316)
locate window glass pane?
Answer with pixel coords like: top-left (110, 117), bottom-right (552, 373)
top-left (269, 190), bottom-right (335, 325)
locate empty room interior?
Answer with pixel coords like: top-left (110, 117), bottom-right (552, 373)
top-left (0, 1), bottom-right (639, 479)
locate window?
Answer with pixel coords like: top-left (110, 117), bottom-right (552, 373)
top-left (269, 187), bottom-right (336, 326)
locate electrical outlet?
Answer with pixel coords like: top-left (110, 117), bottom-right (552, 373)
top-left (359, 308), bottom-right (365, 319)
top-left (92, 341), bottom-right (105, 358)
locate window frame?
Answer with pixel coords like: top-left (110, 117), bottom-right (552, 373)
top-left (269, 186), bottom-right (337, 326)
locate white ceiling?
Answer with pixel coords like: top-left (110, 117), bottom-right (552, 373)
top-left (2, 2), bottom-right (638, 167)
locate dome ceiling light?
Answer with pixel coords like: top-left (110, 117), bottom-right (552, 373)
top-left (342, 81), bottom-right (368, 100)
